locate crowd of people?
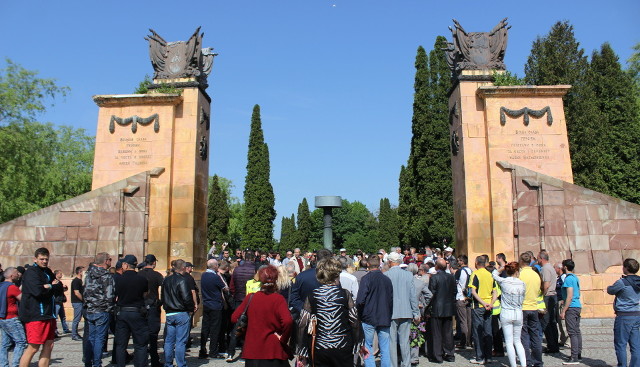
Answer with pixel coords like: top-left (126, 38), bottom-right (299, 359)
top-left (0, 244), bottom-right (639, 367)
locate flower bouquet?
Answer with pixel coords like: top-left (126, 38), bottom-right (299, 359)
top-left (409, 321), bottom-right (426, 348)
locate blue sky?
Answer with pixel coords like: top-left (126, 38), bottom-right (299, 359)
top-left (1, 1), bottom-right (639, 237)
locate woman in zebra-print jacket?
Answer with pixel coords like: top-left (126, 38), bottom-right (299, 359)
top-left (296, 258), bottom-right (367, 367)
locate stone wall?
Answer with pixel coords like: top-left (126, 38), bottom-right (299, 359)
top-left (498, 161), bottom-right (640, 318)
top-left (0, 169), bottom-right (163, 275)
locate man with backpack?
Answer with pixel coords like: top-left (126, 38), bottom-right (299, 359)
top-left (607, 258), bottom-right (640, 367)
top-left (454, 255), bottom-right (472, 349)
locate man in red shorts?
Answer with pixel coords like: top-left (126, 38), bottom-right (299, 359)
top-left (18, 247), bottom-right (63, 367)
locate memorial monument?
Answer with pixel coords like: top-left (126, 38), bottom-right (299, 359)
top-left (0, 28), bottom-right (216, 273)
top-left (446, 19), bottom-right (640, 318)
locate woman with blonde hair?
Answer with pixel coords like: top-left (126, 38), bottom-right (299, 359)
top-left (276, 265), bottom-right (293, 300)
top-left (297, 258), bottom-right (366, 366)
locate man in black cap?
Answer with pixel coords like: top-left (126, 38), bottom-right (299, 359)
top-left (138, 254), bottom-right (164, 367)
top-left (114, 255), bottom-right (149, 367)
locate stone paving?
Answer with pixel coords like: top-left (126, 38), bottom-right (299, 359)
top-left (17, 319), bottom-right (619, 366)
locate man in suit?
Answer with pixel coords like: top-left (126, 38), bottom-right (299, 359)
top-left (429, 258), bottom-right (457, 363)
top-left (291, 248), bottom-right (308, 275)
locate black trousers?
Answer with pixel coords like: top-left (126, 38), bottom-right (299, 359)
top-left (314, 346), bottom-right (353, 367)
top-left (147, 305), bottom-right (161, 366)
top-left (115, 310), bottom-right (150, 367)
top-left (541, 295), bottom-right (559, 351)
top-left (200, 307), bottom-right (223, 355)
top-left (430, 316), bottom-right (454, 362)
top-left (492, 314), bottom-right (504, 354)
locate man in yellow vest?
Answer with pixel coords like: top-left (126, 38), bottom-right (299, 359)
top-left (519, 252), bottom-right (543, 367)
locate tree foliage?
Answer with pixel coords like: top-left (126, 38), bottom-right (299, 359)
top-left (243, 105), bottom-right (275, 250)
top-left (399, 37), bottom-right (454, 249)
top-left (207, 175), bottom-right (230, 244)
top-left (587, 43), bottom-right (640, 203)
top-left (0, 59), bottom-right (69, 125)
top-left (0, 61), bottom-right (93, 222)
top-left (296, 198), bottom-right (312, 251)
top-left (377, 198), bottom-right (399, 249)
top-left (524, 22), bottom-right (640, 204)
top-left (279, 214), bottom-right (297, 251)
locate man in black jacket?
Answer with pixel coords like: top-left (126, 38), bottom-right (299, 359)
top-left (162, 259), bottom-right (195, 367)
top-left (289, 248), bottom-right (333, 313)
top-left (138, 254), bottom-right (164, 367)
top-left (18, 247), bottom-right (63, 367)
top-left (428, 258), bottom-right (457, 363)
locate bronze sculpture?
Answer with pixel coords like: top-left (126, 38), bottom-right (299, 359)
top-left (145, 27), bottom-right (216, 87)
top-left (445, 18), bottom-right (510, 72)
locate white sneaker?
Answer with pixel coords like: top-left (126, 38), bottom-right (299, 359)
top-left (470, 358), bottom-right (486, 365)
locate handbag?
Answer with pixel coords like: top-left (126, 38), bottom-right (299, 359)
top-left (234, 293), bottom-right (255, 337)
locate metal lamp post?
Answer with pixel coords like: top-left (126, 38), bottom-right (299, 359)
top-left (314, 196), bottom-right (342, 251)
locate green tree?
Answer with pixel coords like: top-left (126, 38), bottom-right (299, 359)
top-left (588, 43), bottom-right (640, 203)
top-left (0, 61), bottom-right (93, 222)
top-left (333, 199), bottom-right (377, 254)
top-left (279, 214), bottom-right (297, 251)
top-left (399, 37), bottom-right (454, 249)
top-left (243, 105), bottom-right (275, 250)
top-left (377, 198), bottom-right (400, 249)
top-left (627, 43), bottom-right (640, 107)
top-left (0, 121), bottom-right (94, 222)
top-left (296, 198), bottom-right (312, 251)
top-left (207, 175), bottom-right (230, 244)
top-left (0, 59), bottom-right (69, 124)
top-left (524, 21), bottom-right (604, 192)
top-left (399, 46), bottom-right (428, 247)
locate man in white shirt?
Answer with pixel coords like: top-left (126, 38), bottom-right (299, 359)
top-left (454, 255), bottom-right (472, 349)
top-left (338, 257), bottom-right (358, 298)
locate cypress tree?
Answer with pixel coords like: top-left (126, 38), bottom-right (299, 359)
top-left (207, 175), bottom-right (230, 244)
top-left (523, 21), bottom-right (603, 192)
top-left (243, 104), bottom-right (276, 250)
top-left (588, 43), bottom-right (640, 203)
top-left (296, 198), bottom-right (312, 251)
top-left (279, 214), bottom-right (297, 251)
top-left (399, 46), bottom-right (428, 248)
top-left (378, 198), bottom-right (400, 249)
top-left (399, 37), bottom-right (454, 249)
top-left (420, 35), bottom-right (454, 246)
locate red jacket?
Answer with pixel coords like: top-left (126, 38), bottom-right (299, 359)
top-left (231, 291), bottom-right (293, 360)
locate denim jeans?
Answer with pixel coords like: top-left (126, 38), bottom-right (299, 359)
top-left (614, 314), bottom-right (640, 367)
top-left (86, 312), bottom-right (110, 367)
top-left (55, 303), bottom-right (70, 332)
top-left (362, 322), bottom-right (390, 367)
top-left (472, 307), bottom-right (492, 361)
top-left (389, 319), bottom-right (411, 367)
top-left (521, 310), bottom-right (543, 367)
top-left (164, 312), bottom-right (190, 367)
top-left (0, 317), bottom-right (27, 367)
top-left (72, 303), bottom-right (83, 338)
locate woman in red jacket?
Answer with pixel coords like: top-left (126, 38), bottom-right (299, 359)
top-left (231, 265), bottom-right (293, 367)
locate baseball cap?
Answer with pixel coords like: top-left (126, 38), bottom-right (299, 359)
top-left (399, 264), bottom-right (408, 269)
top-left (122, 255), bottom-right (138, 266)
top-left (185, 262), bottom-right (194, 268)
top-left (340, 248), bottom-right (347, 252)
top-left (387, 252), bottom-right (403, 263)
top-left (145, 254), bottom-right (157, 263)
top-left (444, 247), bottom-right (453, 252)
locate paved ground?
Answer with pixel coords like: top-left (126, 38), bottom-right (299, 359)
top-left (18, 319), bottom-right (619, 366)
